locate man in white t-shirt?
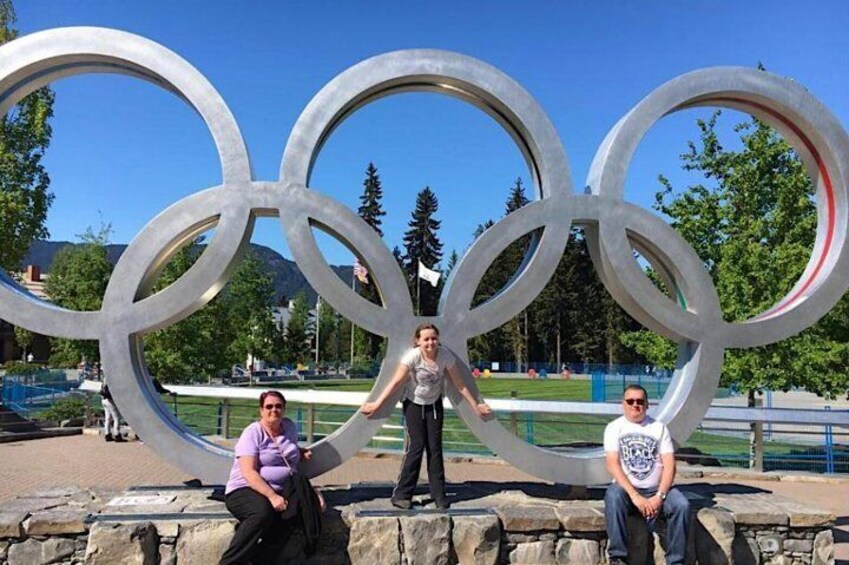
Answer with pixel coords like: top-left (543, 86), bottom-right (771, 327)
top-left (603, 384), bottom-right (690, 565)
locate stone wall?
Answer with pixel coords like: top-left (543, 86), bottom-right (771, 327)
top-left (0, 484), bottom-right (836, 564)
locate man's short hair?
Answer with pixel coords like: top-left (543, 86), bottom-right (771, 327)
top-left (623, 384), bottom-right (648, 399)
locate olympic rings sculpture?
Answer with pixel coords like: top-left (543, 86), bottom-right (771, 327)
top-left (2, 28), bottom-right (848, 485)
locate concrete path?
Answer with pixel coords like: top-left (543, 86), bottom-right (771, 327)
top-left (1, 434), bottom-right (846, 562)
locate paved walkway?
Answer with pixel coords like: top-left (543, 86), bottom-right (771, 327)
top-left (1, 434), bottom-right (846, 562)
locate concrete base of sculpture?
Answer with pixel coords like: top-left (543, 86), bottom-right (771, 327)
top-left (0, 483), bottom-right (834, 564)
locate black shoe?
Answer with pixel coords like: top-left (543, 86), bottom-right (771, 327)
top-left (104, 433), bottom-right (114, 442)
top-left (390, 498), bottom-right (412, 510)
top-left (114, 435), bottom-right (126, 443)
top-left (434, 499), bottom-right (451, 510)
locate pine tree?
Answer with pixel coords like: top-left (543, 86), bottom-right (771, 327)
top-left (354, 163), bottom-right (386, 358)
top-left (402, 186), bottom-right (443, 315)
top-left (357, 162), bottom-right (385, 236)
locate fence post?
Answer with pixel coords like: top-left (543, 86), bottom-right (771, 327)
top-left (510, 391), bottom-right (519, 437)
top-left (750, 396), bottom-right (764, 472)
top-left (824, 405), bottom-right (834, 474)
top-left (222, 399), bottom-right (231, 439)
top-left (306, 404), bottom-right (315, 444)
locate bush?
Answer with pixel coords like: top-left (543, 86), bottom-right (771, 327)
top-left (2, 361), bottom-right (40, 376)
top-left (37, 394), bottom-right (88, 422)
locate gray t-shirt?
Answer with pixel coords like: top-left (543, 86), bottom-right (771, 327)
top-left (401, 346), bottom-right (457, 405)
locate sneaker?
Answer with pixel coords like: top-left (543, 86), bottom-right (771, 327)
top-left (114, 435), bottom-right (126, 443)
top-left (390, 498), bottom-right (412, 510)
top-left (104, 433), bottom-right (114, 442)
top-left (434, 499), bottom-right (451, 510)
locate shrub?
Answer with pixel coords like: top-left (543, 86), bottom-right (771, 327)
top-left (37, 394), bottom-right (88, 422)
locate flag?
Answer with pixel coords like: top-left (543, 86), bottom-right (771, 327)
top-left (353, 258), bottom-right (369, 285)
top-left (417, 260), bottom-right (441, 287)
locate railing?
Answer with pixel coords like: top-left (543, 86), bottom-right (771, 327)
top-left (78, 381), bottom-right (849, 474)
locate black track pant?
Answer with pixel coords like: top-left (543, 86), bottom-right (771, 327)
top-left (220, 487), bottom-right (295, 565)
top-left (392, 398), bottom-right (446, 503)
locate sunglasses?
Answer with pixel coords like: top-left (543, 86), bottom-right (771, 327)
top-left (624, 398), bottom-right (646, 406)
top-left (263, 403), bottom-right (284, 410)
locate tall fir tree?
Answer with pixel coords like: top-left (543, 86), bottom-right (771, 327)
top-left (354, 163), bottom-right (386, 359)
top-left (402, 186), bottom-right (443, 315)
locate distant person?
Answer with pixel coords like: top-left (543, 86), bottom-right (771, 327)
top-left (100, 381), bottom-right (125, 443)
top-left (152, 377), bottom-right (176, 397)
top-left (220, 391), bottom-right (324, 565)
top-left (604, 384), bottom-right (689, 565)
top-left (360, 323), bottom-right (491, 510)
top-left (26, 352), bottom-right (34, 363)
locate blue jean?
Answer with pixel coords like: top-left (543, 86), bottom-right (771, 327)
top-left (604, 482), bottom-right (690, 565)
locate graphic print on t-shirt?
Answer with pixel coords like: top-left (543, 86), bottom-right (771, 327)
top-left (619, 432), bottom-right (658, 480)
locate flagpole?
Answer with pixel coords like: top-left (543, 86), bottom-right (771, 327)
top-left (350, 272), bottom-right (356, 367)
top-left (314, 295), bottom-right (320, 366)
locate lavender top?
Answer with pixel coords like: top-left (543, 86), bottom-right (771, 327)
top-left (225, 419), bottom-right (301, 495)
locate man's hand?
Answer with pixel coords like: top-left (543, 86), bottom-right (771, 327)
top-left (476, 403), bottom-right (492, 417)
top-left (268, 493), bottom-right (288, 512)
top-left (630, 493), bottom-right (652, 517)
top-left (645, 494), bottom-right (663, 518)
top-left (360, 402), bottom-right (379, 417)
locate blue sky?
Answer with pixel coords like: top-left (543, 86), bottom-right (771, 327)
top-left (14, 1), bottom-right (849, 268)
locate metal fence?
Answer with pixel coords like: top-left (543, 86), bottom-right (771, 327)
top-left (76, 382), bottom-right (847, 477)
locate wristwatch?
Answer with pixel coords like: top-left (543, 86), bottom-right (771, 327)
top-left (658, 491), bottom-right (667, 501)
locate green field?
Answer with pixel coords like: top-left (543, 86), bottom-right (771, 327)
top-left (164, 378), bottom-right (843, 473)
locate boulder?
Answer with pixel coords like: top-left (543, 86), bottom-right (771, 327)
top-left (554, 538), bottom-right (599, 564)
top-left (175, 520), bottom-right (234, 564)
top-left (7, 537), bottom-right (75, 565)
top-left (509, 540), bottom-right (555, 564)
top-left (812, 529), bottom-right (834, 565)
top-left (451, 514), bottom-right (500, 565)
top-left (400, 513), bottom-right (450, 565)
top-left (695, 507), bottom-right (735, 564)
top-left (84, 521), bottom-right (159, 564)
top-left (24, 508), bottom-right (88, 535)
top-left (348, 516), bottom-right (400, 565)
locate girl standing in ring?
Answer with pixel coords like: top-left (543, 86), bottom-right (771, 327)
top-left (361, 323), bottom-right (491, 509)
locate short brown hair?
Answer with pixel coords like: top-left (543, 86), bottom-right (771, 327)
top-left (259, 390), bottom-right (286, 408)
top-left (623, 384), bottom-right (647, 400)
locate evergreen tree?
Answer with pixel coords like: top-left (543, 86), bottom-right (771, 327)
top-left (0, 0), bottom-right (55, 271)
top-left (402, 186), bottom-right (443, 315)
top-left (354, 163), bottom-right (386, 358)
top-left (357, 162), bottom-right (385, 236)
top-left (285, 291), bottom-right (314, 364)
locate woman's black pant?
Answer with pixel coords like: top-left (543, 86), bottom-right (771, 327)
top-left (392, 398), bottom-right (446, 503)
top-left (220, 487), bottom-right (295, 565)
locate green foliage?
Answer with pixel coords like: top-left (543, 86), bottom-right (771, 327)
top-left (2, 360), bottom-right (38, 375)
top-left (44, 225), bottom-right (114, 367)
top-left (402, 186), bottom-right (443, 315)
top-left (285, 291), bottom-right (314, 364)
top-left (354, 163), bottom-right (386, 358)
top-left (12, 325), bottom-right (33, 356)
top-left (37, 394), bottom-right (87, 422)
top-left (0, 0), bottom-right (56, 271)
top-left (622, 108), bottom-right (849, 399)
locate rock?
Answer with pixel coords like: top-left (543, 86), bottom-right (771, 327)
top-left (812, 530), bottom-right (834, 565)
top-left (84, 522), bottom-right (159, 564)
top-left (695, 507), bottom-right (735, 564)
top-left (158, 544), bottom-right (176, 565)
top-left (348, 516), bottom-right (400, 565)
top-left (732, 533), bottom-right (760, 565)
top-left (757, 533), bottom-right (783, 555)
top-left (0, 498), bottom-right (67, 514)
top-left (452, 514), bottom-right (500, 565)
top-left (765, 500), bottom-right (835, 528)
top-left (554, 538), bottom-right (599, 564)
top-left (27, 487), bottom-right (86, 498)
top-left (175, 520), bottom-right (234, 564)
top-left (399, 513), bottom-right (450, 565)
top-left (720, 496), bottom-right (789, 526)
top-left (7, 537), bottom-right (75, 565)
top-left (0, 540), bottom-right (8, 559)
top-left (510, 540), bottom-right (555, 564)
top-left (555, 505), bottom-right (605, 532)
top-left (24, 508), bottom-right (88, 535)
top-left (783, 538), bottom-right (813, 553)
top-left (0, 512), bottom-right (27, 538)
top-left (496, 505), bottom-right (560, 532)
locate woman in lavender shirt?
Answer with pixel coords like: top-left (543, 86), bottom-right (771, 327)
top-left (220, 390), bottom-right (323, 564)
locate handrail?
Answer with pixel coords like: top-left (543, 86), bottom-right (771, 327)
top-left (78, 380), bottom-right (849, 426)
